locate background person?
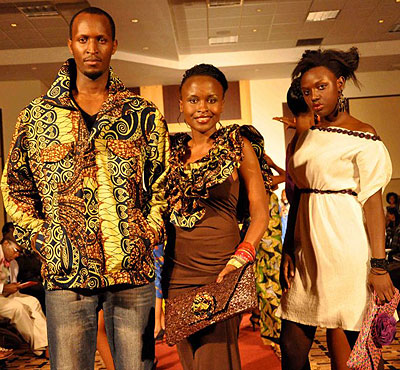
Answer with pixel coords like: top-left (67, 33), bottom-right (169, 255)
top-left (0, 237), bottom-right (47, 357)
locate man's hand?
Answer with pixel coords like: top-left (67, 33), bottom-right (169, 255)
top-left (2, 283), bottom-right (20, 297)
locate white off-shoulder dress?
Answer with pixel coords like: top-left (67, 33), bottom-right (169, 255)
top-left (280, 126), bottom-right (392, 331)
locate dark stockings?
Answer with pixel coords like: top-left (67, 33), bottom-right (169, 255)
top-left (281, 320), bottom-right (362, 370)
top-left (280, 319), bottom-right (316, 370)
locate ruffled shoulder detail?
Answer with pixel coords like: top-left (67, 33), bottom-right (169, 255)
top-left (238, 125), bottom-right (273, 191)
top-left (166, 124), bottom-right (272, 228)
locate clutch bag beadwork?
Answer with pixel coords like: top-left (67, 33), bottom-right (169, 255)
top-left (165, 263), bottom-right (257, 346)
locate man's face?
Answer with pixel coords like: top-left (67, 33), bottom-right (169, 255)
top-left (68, 12), bottom-right (117, 81)
top-left (2, 240), bottom-right (21, 262)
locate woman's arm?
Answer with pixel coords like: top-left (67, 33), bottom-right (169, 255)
top-left (364, 190), bottom-right (395, 302)
top-left (265, 154), bottom-right (286, 187)
top-left (217, 138), bottom-right (269, 282)
top-left (238, 138), bottom-right (269, 247)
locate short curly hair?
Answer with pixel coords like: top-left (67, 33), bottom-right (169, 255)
top-left (179, 64), bottom-right (228, 96)
top-left (69, 7), bottom-right (115, 40)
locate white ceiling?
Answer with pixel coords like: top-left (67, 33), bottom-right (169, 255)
top-left (0, 0), bottom-right (399, 87)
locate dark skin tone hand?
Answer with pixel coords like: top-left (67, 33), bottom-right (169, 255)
top-left (2, 283), bottom-right (21, 297)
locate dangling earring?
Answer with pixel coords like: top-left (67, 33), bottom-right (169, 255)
top-left (217, 121), bottom-right (223, 129)
top-left (337, 90), bottom-right (347, 112)
top-left (313, 114), bottom-right (320, 125)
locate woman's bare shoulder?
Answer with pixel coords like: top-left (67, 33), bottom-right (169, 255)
top-left (343, 117), bottom-right (378, 135)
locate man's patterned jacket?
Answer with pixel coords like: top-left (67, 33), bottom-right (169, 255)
top-left (1, 59), bottom-right (170, 290)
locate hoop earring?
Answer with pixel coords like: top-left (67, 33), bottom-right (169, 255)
top-left (338, 90), bottom-right (347, 112)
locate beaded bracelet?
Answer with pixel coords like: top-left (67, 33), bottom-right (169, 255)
top-left (370, 258), bottom-right (388, 271)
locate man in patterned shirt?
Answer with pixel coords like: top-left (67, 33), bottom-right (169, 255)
top-left (1, 7), bottom-right (169, 369)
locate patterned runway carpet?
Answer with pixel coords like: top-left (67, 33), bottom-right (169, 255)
top-left (1, 320), bottom-right (399, 369)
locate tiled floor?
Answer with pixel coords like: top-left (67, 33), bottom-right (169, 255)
top-left (1, 322), bottom-right (399, 369)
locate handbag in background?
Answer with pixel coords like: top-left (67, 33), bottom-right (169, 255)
top-left (165, 263), bottom-right (257, 346)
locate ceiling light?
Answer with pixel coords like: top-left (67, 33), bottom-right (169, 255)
top-left (256, 8), bottom-right (262, 12)
top-left (18, 4), bottom-right (59, 17)
top-left (32, 66), bottom-right (37, 70)
top-left (209, 35), bottom-right (238, 45)
top-left (378, 19), bottom-right (384, 23)
top-left (10, 23), bottom-right (17, 27)
top-left (131, 19), bottom-right (139, 23)
top-left (306, 10), bottom-right (340, 22)
top-left (207, 0), bottom-right (242, 7)
top-left (252, 29), bottom-right (257, 32)
top-left (142, 46), bottom-right (149, 50)
top-left (396, 0), bottom-right (400, 3)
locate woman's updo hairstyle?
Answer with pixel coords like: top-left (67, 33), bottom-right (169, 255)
top-left (292, 47), bottom-right (360, 87)
top-left (179, 63), bottom-right (228, 97)
top-left (287, 77), bottom-right (309, 116)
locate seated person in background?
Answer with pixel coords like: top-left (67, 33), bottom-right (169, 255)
top-left (0, 237), bottom-right (48, 356)
top-left (2, 223), bottom-right (45, 313)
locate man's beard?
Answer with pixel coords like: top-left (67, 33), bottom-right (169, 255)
top-left (84, 70), bottom-right (104, 80)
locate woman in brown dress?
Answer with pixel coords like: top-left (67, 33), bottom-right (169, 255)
top-left (161, 64), bottom-right (271, 370)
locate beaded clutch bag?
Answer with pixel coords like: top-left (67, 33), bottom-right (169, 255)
top-left (164, 263), bottom-right (257, 346)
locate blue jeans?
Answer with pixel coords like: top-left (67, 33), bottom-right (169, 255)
top-left (45, 283), bottom-right (155, 370)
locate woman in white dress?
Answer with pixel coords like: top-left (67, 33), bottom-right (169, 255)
top-left (279, 47), bottom-right (395, 370)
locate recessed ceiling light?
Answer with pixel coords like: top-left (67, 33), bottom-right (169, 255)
top-left (32, 66), bottom-right (37, 70)
top-left (252, 29), bottom-right (257, 32)
top-left (10, 23), bottom-right (17, 27)
top-left (306, 10), bottom-right (340, 22)
top-left (378, 19), bottom-right (384, 23)
top-left (131, 19), bottom-right (139, 23)
top-left (209, 35), bottom-right (238, 45)
top-left (256, 8), bottom-right (262, 12)
top-left (142, 46), bottom-right (149, 50)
